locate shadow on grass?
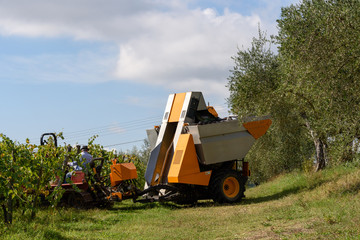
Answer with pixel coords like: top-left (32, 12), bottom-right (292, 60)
top-left (241, 186), bottom-right (303, 205)
top-left (43, 229), bottom-right (72, 240)
top-left (106, 186), bottom-right (306, 211)
top-left (109, 201), bottom-right (183, 212)
top-left (54, 172), bottom-right (342, 215)
top-left (240, 171), bottom-right (346, 205)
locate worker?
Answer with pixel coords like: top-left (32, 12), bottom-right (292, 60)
top-left (64, 145), bottom-right (92, 182)
top-left (80, 145), bottom-right (93, 170)
top-left (65, 159), bottom-right (82, 183)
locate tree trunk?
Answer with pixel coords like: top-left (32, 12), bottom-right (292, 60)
top-left (2, 204), bottom-right (8, 224)
top-left (340, 138), bottom-right (358, 162)
top-left (314, 138), bottom-right (326, 171)
top-left (4, 177), bottom-right (14, 224)
top-left (301, 112), bottom-right (327, 171)
top-left (7, 193), bottom-right (13, 224)
top-left (31, 159), bottom-right (44, 219)
top-left (5, 151), bottom-right (16, 224)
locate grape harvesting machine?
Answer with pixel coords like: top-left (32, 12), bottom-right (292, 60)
top-left (48, 92), bottom-right (271, 207)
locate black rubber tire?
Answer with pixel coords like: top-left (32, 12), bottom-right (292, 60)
top-left (210, 170), bottom-right (245, 203)
top-left (67, 192), bottom-right (85, 208)
top-left (173, 193), bottom-right (198, 205)
top-left (172, 185), bottom-right (198, 205)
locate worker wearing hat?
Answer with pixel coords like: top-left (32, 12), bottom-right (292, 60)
top-left (80, 145), bottom-right (93, 169)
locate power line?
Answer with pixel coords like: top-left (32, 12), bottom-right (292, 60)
top-left (29, 105), bottom-right (231, 145)
top-left (103, 139), bottom-right (145, 148)
top-left (62, 115), bottom-right (161, 138)
top-left (28, 115), bottom-right (162, 143)
top-left (63, 122), bottom-right (155, 141)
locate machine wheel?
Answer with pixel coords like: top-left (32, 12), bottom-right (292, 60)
top-left (67, 192), bottom-right (86, 208)
top-left (173, 193), bottom-right (198, 205)
top-left (210, 170), bottom-right (245, 203)
top-left (172, 185), bottom-right (198, 205)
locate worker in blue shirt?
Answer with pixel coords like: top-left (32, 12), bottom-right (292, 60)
top-left (80, 145), bottom-right (93, 170)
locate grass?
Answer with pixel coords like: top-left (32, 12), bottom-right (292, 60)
top-left (1, 164), bottom-right (360, 239)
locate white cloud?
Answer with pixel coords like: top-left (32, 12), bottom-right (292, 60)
top-left (0, 51), bottom-right (117, 84)
top-left (114, 7), bottom-right (260, 97)
top-left (0, 0), bottom-right (286, 98)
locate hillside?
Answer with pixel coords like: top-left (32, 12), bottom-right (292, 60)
top-left (2, 164), bottom-right (360, 240)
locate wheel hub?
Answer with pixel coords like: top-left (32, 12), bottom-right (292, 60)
top-left (223, 177), bottom-right (240, 198)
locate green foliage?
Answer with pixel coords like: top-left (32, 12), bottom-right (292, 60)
top-left (0, 133), bottom-right (66, 223)
top-left (228, 0), bottom-right (360, 180)
top-left (228, 30), bottom-right (313, 182)
top-left (0, 133), bottom-right (148, 225)
top-left (1, 165), bottom-right (360, 239)
top-left (118, 139), bottom-right (151, 188)
top-left (277, 0), bottom-right (360, 164)
top-left (228, 29), bottom-right (280, 118)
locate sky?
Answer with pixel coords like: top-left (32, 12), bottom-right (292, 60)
top-left (0, 0), bottom-right (298, 152)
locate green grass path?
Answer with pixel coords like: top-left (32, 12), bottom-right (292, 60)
top-left (1, 165), bottom-right (360, 239)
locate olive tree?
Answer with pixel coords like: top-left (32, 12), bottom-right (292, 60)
top-left (277, 0), bottom-right (360, 168)
top-left (228, 31), bottom-right (313, 182)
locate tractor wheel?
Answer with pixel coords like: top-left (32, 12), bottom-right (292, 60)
top-left (210, 170), bottom-right (245, 203)
top-left (67, 192), bottom-right (85, 209)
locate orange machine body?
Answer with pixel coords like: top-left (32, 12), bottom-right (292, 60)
top-left (145, 92), bottom-right (272, 191)
top-left (145, 92), bottom-right (212, 187)
top-left (243, 119), bottom-right (272, 140)
top-left (207, 106), bottom-right (218, 118)
top-left (110, 160), bottom-right (138, 187)
top-left (168, 92), bottom-right (186, 122)
top-left (168, 134), bottom-right (212, 186)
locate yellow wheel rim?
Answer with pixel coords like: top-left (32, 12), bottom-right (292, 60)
top-left (223, 177), bottom-right (240, 198)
